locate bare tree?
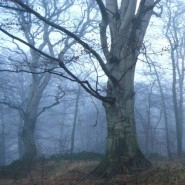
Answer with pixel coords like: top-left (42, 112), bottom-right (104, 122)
top-left (135, 81), bottom-right (164, 155)
top-left (151, 60), bottom-right (172, 159)
top-left (0, 0), bottom-right (97, 160)
top-left (0, 0), bottom-right (161, 176)
top-left (164, 0), bottom-right (185, 157)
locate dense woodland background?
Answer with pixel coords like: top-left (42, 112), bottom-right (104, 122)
top-left (0, 1), bottom-right (185, 183)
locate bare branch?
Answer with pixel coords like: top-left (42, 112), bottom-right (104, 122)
top-left (95, 0), bottom-right (108, 22)
top-left (0, 26), bottom-right (58, 62)
top-left (59, 61), bottom-right (115, 103)
top-left (0, 100), bottom-right (24, 114)
top-left (143, 0), bottom-right (162, 11)
top-left (37, 89), bottom-right (65, 118)
top-left (152, 3), bottom-right (163, 17)
top-left (154, 0), bottom-right (161, 6)
top-left (9, 0), bottom-right (118, 84)
top-left (0, 4), bottom-right (26, 12)
top-left (0, 61), bottom-right (114, 103)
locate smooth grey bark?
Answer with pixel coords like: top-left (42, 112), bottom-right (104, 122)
top-left (21, 69), bottom-right (51, 159)
top-left (100, 61), bottom-right (149, 176)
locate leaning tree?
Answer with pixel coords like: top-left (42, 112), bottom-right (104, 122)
top-left (0, 0), bottom-right (98, 160)
top-left (0, 0), bottom-right (161, 176)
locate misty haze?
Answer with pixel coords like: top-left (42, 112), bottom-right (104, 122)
top-left (0, 0), bottom-right (185, 184)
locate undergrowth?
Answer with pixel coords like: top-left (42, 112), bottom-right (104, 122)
top-left (0, 152), bottom-right (185, 185)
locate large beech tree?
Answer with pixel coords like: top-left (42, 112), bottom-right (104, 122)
top-left (0, 0), bottom-right (160, 176)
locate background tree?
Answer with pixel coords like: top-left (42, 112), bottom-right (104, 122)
top-left (152, 61), bottom-right (172, 159)
top-left (0, 0), bottom-right (98, 159)
top-left (135, 81), bottom-right (165, 155)
top-left (164, 0), bottom-right (185, 157)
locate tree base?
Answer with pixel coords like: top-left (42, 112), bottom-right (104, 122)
top-left (89, 151), bottom-right (151, 178)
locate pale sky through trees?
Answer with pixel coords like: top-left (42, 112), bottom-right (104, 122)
top-left (1, 1), bottom-right (185, 182)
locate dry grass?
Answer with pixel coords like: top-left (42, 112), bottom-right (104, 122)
top-left (1, 158), bottom-right (185, 185)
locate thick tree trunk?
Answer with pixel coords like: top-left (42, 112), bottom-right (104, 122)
top-left (91, 57), bottom-right (151, 177)
top-left (22, 116), bottom-right (37, 160)
top-left (20, 71), bottom-right (51, 160)
top-left (90, 0), bottom-right (156, 176)
top-left (20, 83), bottom-right (42, 160)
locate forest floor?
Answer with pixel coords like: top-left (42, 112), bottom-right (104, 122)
top-left (0, 153), bottom-right (185, 185)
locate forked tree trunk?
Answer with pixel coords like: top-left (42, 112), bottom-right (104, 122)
top-left (21, 87), bottom-right (39, 160)
top-left (21, 73), bottom-right (50, 159)
top-left (56, 0), bottom-right (156, 177)
top-left (90, 0), bottom-right (157, 176)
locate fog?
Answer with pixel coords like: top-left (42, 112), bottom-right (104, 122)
top-left (0, 1), bottom-right (184, 181)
